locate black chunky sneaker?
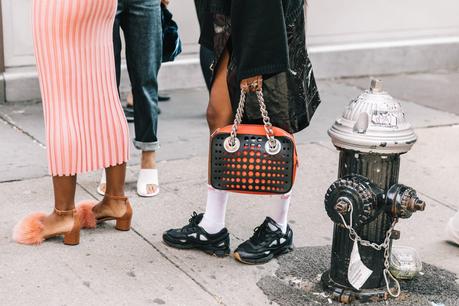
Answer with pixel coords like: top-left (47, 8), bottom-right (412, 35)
top-left (234, 217), bottom-right (293, 264)
top-left (162, 212), bottom-right (230, 257)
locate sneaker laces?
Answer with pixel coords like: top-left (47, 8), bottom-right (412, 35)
top-left (249, 218), bottom-right (282, 244)
top-left (249, 224), bottom-right (270, 244)
top-left (183, 212), bottom-right (201, 231)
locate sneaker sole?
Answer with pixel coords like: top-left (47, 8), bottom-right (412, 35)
top-left (233, 245), bottom-right (294, 265)
top-left (162, 237), bottom-right (230, 258)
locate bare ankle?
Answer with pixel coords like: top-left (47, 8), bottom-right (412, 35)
top-left (51, 211), bottom-right (74, 220)
top-left (141, 151), bottom-right (157, 169)
top-left (104, 193), bottom-right (127, 204)
top-left (97, 197), bottom-right (127, 218)
top-left (44, 211), bottom-right (75, 232)
top-left (105, 190), bottom-right (125, 197)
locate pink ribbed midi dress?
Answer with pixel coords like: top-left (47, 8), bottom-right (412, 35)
top-left (33, 0), bottom-right (129, 176)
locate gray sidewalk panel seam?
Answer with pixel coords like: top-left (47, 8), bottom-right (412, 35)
top-left (415, 123), bottom-right (459, 130)
top-left (0, 174), bottom-right (48, 184)
top-left (417, 191), bottom-right (457, 212)
top-left (131, 228), bottom-right (226, 306)
top-left (0, 112), bottom-right (46, 148)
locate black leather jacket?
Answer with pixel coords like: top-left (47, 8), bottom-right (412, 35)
top-left (195, 0), bottom-right (321, 134)
top-left (196, 0), bottom-right (304, 82)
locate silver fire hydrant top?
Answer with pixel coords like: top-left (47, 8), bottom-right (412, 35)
top-left (328, 79), bottom-right (417, 154)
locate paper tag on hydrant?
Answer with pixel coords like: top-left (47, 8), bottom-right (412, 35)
top-left (348, 240), bottom-right (373, 290)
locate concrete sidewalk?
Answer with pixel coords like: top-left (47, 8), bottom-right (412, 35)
top-left (0, 71), bottom-right (458, 305)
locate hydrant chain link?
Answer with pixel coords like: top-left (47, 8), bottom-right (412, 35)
top-left (337, 203), bottom-right (401, 298)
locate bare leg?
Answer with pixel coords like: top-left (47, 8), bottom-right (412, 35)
top-left (41, 176), bottom-right (77, 237)
top-left (105, 163), bottom-right (127, 196)
top-left (207, 49), bottom-right (233, 133)
top-left (93, 163), bottom-right (128, 219)
top-left (127, 90), bottom-right (134, 107)
top-left (141, 151), bottom-right (157, 169)
top-left (198, 49), bottom-right (233, 234)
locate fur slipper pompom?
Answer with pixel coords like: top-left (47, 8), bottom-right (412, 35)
top-left (13, 212), bottom-right (47, 245)
top-left (76, 201), bottom-right (97, 229)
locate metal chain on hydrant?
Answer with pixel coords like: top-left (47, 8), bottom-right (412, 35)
top-left (337, 204), bottom-right (401, 298)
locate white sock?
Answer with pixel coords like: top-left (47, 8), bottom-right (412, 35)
top-left (269, 192), bottom-right (292, 234)
top-left (199, 185), bottom-right (229, 234)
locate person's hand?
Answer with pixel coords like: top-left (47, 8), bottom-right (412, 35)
top-left (240, 75), bottom-right (263, 93)
top-left (161, 0), bottom-right (170, 6)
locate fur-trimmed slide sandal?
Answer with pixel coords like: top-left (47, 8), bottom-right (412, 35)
top-left (13, 208), bottom-right (80, 245)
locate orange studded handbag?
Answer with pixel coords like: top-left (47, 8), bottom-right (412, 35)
top-left (210, 89), bottom-right (298, 195)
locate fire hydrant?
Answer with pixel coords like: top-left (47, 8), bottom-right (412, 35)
top-left (321, 79), bottom-right (426, 303)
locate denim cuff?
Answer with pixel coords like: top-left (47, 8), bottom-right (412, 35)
top-left (133, 140), bottom-right (160, 152)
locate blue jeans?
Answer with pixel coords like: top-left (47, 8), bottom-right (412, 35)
top-left (114, 0), bottom-right (162, 151)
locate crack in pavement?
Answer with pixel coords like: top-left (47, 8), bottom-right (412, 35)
top-left (0, 174), bottom-right (49, 184)
top-left (131, 228), bottom-right (227, 305)
top-left (417, 191), bottom-right (457, 212)
top-left (0, 112), bottom-right (46, 149)
top-left (77, 183), bottom-right (100, 201)
top-left (415, 123), bottom-right (459, 129)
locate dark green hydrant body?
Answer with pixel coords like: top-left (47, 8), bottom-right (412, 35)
top-left (321, 80), bottom-right (425, 303)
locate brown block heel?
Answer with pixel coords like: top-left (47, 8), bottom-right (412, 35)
top-left (99, 194), bottom-right (133, 232)
top-left (57, 208), bottom-right (81, 246)
top-left (115, 202), bottom-right (133, 231)
top-left (63, 224), bottom-right (80, 245)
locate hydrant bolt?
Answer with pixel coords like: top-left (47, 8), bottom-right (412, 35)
top-left (409, 198), bottom-right (426, 212)
top-left (370, 78), bottom-right (383, 93)
top-left (391, 230), bottom-right (401, 240)
top-left (335, 198), bottom-right (350, 214)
